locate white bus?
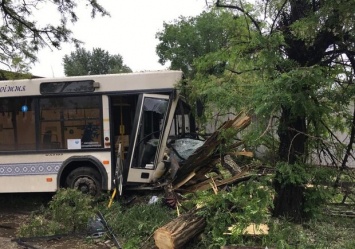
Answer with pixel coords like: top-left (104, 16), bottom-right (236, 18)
top-left (0, 70), bottom-right (196, 196)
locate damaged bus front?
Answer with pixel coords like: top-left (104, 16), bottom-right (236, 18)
top-left (114, 87), bottom-right (200, 193)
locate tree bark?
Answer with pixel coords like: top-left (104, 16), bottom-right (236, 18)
top-left (154, 211), bottom-right (206, 249)
top-left (273, 107), bottom-right (307, 221)
top-left (221, 155), bottom-right (242, 176)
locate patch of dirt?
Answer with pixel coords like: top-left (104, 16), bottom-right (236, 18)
top-left (0, 193), bottom-right (115, 249)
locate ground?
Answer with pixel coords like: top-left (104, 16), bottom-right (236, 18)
top-left (0, 193), bottom-right (113, 249)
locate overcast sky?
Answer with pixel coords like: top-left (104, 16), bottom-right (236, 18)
top-left (30, 0), bottom-right (208, 78)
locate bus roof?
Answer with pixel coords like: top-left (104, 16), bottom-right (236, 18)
top-left (0, 70), bottom-right (183, 97)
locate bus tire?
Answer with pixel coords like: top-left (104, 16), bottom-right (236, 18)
top-left (66, 167), bottom-right (102, 197)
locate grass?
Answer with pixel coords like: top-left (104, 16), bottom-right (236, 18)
top-left (263, 215), bottom-right (355, 249)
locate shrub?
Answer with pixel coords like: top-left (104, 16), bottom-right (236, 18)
top-left (18, 188), bottom-right (97, 237)
top-left (102, 199), bottom-right (175, 249)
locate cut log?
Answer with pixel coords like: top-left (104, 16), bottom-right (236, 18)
top-left (154, 211), bottom-right (206, 249)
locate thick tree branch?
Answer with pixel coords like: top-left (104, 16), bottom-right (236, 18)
top-left (270, 0), bottom-right (288, 34)
top-left (216, 0), bottom-right (261, 34)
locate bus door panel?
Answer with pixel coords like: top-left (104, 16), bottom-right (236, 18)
top-left (125, 94), bottom-right (171, 183)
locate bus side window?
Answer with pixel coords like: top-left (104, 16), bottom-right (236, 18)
top-left (0, 97), bottom-right (36, 151)
top-left (39, 96), bottom-right (102, 150)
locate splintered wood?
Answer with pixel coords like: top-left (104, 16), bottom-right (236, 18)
top-left (154, 113), bottom-right (253, 249)
top-left (172, 112), bottom-right (251, 192)
top-left (154, 211), bottom-right (206, 249)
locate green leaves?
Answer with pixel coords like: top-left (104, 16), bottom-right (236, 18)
top-left (0, 0), bottom-right (109, 72)
top-left (156, 10), bottom-right (239, 78)
top-left (104, 201), bottom-right (175, 248)
top-left (49, 188), bottom-right (96, 232)
top-left (18, 189), bottom-right (97, 237)
top-left (275, 162), bottom-right (311, 186)
top-left (191, 177), bottom-right (274, 246)
top-left (63, 47), bottom-right (132, 76)
top-left (156, 0), bottom-right (355, 222)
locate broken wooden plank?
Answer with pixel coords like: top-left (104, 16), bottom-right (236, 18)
top-left (181, 170), bottom-right (250, 192)
top-left (173, 172), bottom-right (196, 190)
top-left (233, 151), bottom-right (254, 157)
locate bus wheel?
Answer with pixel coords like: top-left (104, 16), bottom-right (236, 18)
top-left (66, 167), bottom-right (101, 197)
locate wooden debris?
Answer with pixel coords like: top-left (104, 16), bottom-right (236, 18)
top-left (225, 223), bottom-right (269, 236)
top-left (155, 113), bottom-right (253, 249)
top-left (183, 169), bottom-right (250, 192)
top-left (243, 223), bottom-right (269, 235)
top-left (172, 113), bottom-right (252, 192)
top-left (222, 154), bottom-right (242, 176)
top-left (173, 172), bottom-right (196, 190)
top-left (154, 211), bottom-right (206, 249)
top-left (233, 151), bottom-right (254, 157)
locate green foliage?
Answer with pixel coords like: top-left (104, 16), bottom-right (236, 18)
top-left (19, 213), bottom-right (63, 237)
top-left (157, 0), bottom-right (355, 168)
top-left (18, 189), bottom-right (97, 237)
top-left (102, 201), bottom-right (175, 249)
top-left (275, 163), bottom-right (339, 218)
top-left (0, 1), bottom-right (108, 72)
top-left (0, 69), bottom-right (34, 80)
top-left (15, 183), bottom-right (355, 248)
top-left (156, 10), bottom-right (238, 77)
top-left (275, 162), bottom-right (311, 186)
top-left (187, 177), bottom-right (274, 247)
top-left (49, 188), bottom-right (97, 232)
top-left (63, 47), bottom-right (132, 76)
top-left (157, 1), bottom-right (355, 221)
top-left (218, 128), bottom-right (239, 153)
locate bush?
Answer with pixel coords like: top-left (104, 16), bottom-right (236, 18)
top-left (187, 176), bottom-right (275, 247)
top-left (19, 189), bottom-right (97, 237)
top-left (102, 199), bottom-right (176, 249)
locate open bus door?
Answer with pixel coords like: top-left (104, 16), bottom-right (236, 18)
top-left (116, 93), bottom-right (179, 189)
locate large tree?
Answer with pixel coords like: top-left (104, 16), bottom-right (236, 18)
top-left (63, 47), bottom-right (132, 76)
top-left (0, 0), bottom-right (108, 72)
top-left (212, 0), bottom-right (355, 220)
top-left (156, 1), bottom-right (355, 220)
top-left (156, 10), bottom-right (238, 78)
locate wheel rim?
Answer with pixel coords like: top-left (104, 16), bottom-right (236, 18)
top-left (73, 177), bottom-right (98, 196)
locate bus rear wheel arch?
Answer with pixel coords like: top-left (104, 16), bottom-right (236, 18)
top-left (65, 167), bottom-right (102, 197)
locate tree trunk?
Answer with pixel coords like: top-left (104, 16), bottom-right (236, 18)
top-left (277, 107), bottom-right (307, 164)
top-left (273, 107), bottom-right (307, 221)
top-left (273, 183), bottom-right (305, 221)
top-left (154, 211), bottom-right (206, 249)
